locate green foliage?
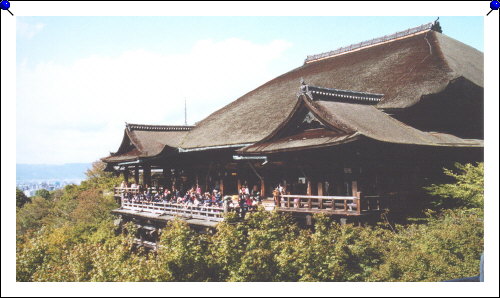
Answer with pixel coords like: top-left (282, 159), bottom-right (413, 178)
top-left (16, 233), bottom-right (49, 282)
top-left (426, 162), bottom-right (484, 209)
top-left (80, 161), bottom-right (122, 191)
top-left (35, 189), bottom-right (51, 200)
top-left (16, 188), bottom-right (30, 208)
top-left (369, 209), bottom-right (483, 281)
top-left (16, 196), bottom-right (55, 237)
top-left (275, 214), bottom-right (387, 282)
top-left (154, 220), bottom-right (210, 281)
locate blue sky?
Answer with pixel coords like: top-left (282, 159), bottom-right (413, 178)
top-left (16, 16), bottom-right (483, 164)
top-left (17, 16), bottom-right (484, 68)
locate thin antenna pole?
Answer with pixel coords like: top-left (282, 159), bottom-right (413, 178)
top-left (184, 98), bottom-right (187, 126)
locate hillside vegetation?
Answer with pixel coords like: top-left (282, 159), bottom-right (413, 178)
top-left (16, 162), bottom-right (484, 282)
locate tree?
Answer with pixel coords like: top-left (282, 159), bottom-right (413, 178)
top-left (34, 189), bottom-right (51, 200)
top-left (426, 162), bottom-right (484, 209)
top-left (80, 161), bottom-right (122, 191)
top-left (16, 188), bottom-right (30, 208)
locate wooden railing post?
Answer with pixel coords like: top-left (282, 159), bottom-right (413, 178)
top-left (223, 198), bottom-right (229, 214)
top-left (356, 191), bottom-right (362, 215)
top-left (344, 199), bottom-right (347, 212)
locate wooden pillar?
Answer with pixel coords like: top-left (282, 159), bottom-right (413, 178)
top-left (204, 171), bottom-right (209, 193)
top-left (163, 168), bottom-right (170, 188)
top-left (260, 178), bottom-right (265, 198)
top-left (306, 180), bottom-right (312, 195)
top-left (220, 179), bottom-right (224, 195)
top-left (143, 164), bottom-right (151, 187)
top-left (237, 179), bottom-right (242, 193)
top-left (306, 215), bottom-right (313, 226)
top-left (134, 166), bottom-right (140, 184)
top-left (351, 180), bottom-right (358, 197)
top-left (317, 182), bottom-right (323, 196)
top-left (123, 166), bottom-right (129, 183)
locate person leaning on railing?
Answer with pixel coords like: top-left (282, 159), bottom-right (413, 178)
top-left (273, 188), bottom-right (280, 208)
top-left (120, 181), bottom-right (127, 189)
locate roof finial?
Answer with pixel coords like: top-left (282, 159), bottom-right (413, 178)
top-left (299, 78), bottom-right (309, 93)
top-left (432, 17), bottom-right (442, 33)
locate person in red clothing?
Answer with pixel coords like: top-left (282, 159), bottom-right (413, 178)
top-left (245, 194), bottom-right (252, 207)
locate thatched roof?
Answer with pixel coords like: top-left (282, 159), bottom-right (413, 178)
top-left (101, 124), bottom-right (193, 163)
top-left (238, 89), bottom-right (483, 155)
top-left (179, 29), bottom-right (483, 150)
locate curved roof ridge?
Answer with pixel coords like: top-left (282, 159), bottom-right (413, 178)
top-left (305, 22), bottom-right (435, 64)
top-left (126, 123), bottom-right (194, 132)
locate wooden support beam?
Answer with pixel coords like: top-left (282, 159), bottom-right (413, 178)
top-left (123, 166), bottom-right (129, 183)
top-left (351, 180), bottom-right (358, 197)
top-left (306, 215), bottom-right (313, 226)
top-left (134, 166), bottom-right (140, 184)
top-left (307, 180), bottom-right (312, 195)
top-left (163, 168), bottom-right (171, 189)
top-left (143, 164), bottom-right (151, 187)
top-left (317, 182), bottom-right (323, 196)
top-left (260, 178), bottom-right (265, 198)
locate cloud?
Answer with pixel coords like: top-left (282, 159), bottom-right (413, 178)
top-left (17, 20), bottom-right (46, 39)
top-left (17, 38), bottom-right (293, 164)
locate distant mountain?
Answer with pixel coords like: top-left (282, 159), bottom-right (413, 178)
top-left (16, 163), bottom-right (92, 182)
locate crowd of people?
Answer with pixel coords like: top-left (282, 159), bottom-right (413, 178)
top-left (118, 181), bottom-right (262, 212)
top-left (119, 181), bottom-right (223, 208)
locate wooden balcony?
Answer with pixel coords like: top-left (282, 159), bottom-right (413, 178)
top-left (119, 200), bottom-right (226, 223)
top-left (113, 188), bottom-right (383, 222)
top-left (277, 193), bottom-right (382, 216)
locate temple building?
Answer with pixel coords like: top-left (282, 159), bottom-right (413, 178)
top-left (102, 21), bottom-right (483, 220)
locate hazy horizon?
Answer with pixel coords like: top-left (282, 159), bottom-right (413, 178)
top-left (16, 163), bottom-right (92, 181)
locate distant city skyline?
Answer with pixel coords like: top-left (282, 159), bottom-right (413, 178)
top-left (16, 16), bottom-right (484, 164)
top-left (17, 180), bottom-right (83, 197)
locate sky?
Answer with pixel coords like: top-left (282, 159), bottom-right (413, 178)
top-left (16, 16), bottom-right (484, 164)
